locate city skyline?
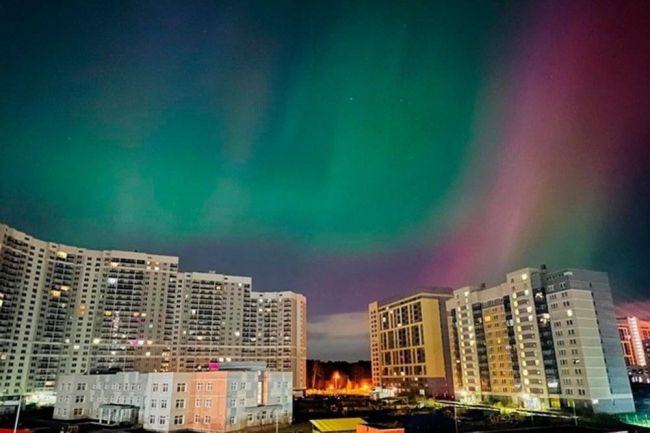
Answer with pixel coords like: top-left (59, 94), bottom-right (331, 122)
top-left (2, 1), bottom-right (650, 363)
top-left (3, 219), bottom-right (648, 365)
top-left (0, 222), bottom-right (307, 395)
top-left (368, 266), bottom-right (636, 413)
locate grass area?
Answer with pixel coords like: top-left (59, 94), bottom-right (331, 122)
top-left (619, 412), bottom-right (650, 428)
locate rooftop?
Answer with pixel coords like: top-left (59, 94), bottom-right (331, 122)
top-left (377, 287), bottom-right (453, 306)
top-left (310, 418), bottom-right (367, 433)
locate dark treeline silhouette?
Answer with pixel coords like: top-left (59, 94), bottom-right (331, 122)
top-left (307, 359), bottom-right (371, 389)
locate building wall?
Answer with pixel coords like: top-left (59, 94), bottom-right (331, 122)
top-left (483, 303), bottom-right (516, 397)
top-left (170, 272), bottom-right (252, 372)
top-left (0, 223), bottom-right (180, 394)
top-left (53, 368), bottom-right (292, 432)
top-left (369, 302), bottom-right (380, 387)
top-left (547, 269), bottom-right (634, 413)
top-left (53, 371), bottom-right (148, 421)
top-left (0, 222), bottom-right (306, 395)
top-left (245, 291), bottom-right (307, 389)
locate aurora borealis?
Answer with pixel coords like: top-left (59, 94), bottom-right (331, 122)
top-left (2, 1), bottom-right (650, 360)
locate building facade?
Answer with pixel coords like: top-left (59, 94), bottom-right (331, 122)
top-left (170, 272), bottom-right (307, 390)
top-left (617, 316), bottom-right (650, 383)
top-left (369, 289), bottom-right (454, 398)
top-left (53, 363), bottom-right (292, 432)
top-left (447, 266), bottom-right (634, 414)
top-left (0, 223), bottom-right (307, 396)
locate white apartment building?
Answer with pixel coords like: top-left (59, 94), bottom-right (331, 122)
top-left (245, 291), bottom-right (307, 390)
top-left (0, 223), bottom-right (307, 397)
top-left (171, 272), bottom-right (307, 389)
top-left (53, 363), bottom-right (292, 432)
top-left (446, 266), bottom-right (634, 414)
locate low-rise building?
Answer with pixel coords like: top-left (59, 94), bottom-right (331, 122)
top-left (53, 363), bottom-right (292, 432)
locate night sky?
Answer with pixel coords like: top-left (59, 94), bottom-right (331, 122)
top-left (2, 1), bottom-right (650, 360)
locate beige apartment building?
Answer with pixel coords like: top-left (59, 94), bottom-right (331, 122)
top-left (369, 288), bottom-right (454, 398)
top-left (446, 266), bottom-right (634, 414)
top-left (0, 223), bottom-right (307, 397)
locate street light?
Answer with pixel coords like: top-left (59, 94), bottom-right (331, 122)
top-left (333, 372), bottom-right (341, 390)
top-left (520, 393), bottom-right (534, 425)
top-left (13, 397), bottom-right (21, 433)
top-left (520, 392), bottom-right (529, 408)
top-left (571, 399), bottom-right (578, 426)
top-left (455, 390), bottom-right (466, 433)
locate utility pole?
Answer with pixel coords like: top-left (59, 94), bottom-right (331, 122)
top-left (13, 395), bottom-right (22, 433)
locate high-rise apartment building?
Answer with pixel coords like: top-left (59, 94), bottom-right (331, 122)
top-left (447, 266), bottom-right (634, 414)
top-left (170, 272), bottom-right (307, 389)
top-left (618, 316), bottom-right (650, 367)
top-left (368, 288), bottom-right (454, 398)
top-left (244, 291), bottom-right (307, 389)
top-left (0, 223), bottom-right (307, 396)
top-left (617, 316), bottom-right (650, 384)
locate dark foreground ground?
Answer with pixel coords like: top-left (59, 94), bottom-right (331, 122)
top-left (1, 403), bottom-right (648, 433)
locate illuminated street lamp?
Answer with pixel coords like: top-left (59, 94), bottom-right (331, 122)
top-left (570, 399), bottom-right (578, 426)
top-left (333, 371), bottom-right (341, 390)
top-left (455, 389), bottom-right (467, 433)
top-left (520, 392), bottom-right (529, 404)
top-left (520, 393), bottom-right (533, 424)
